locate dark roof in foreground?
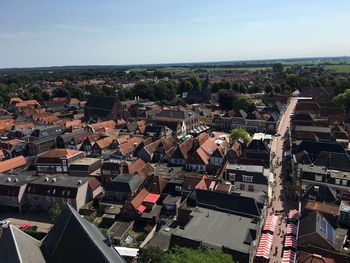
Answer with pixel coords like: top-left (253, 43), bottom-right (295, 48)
top-left (0, 225), bottom-right (46, 263)
top-left (42, 203), bottom-right (125, 263)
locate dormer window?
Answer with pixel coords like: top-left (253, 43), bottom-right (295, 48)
top-left (242, 175), bottom-right (253, 183)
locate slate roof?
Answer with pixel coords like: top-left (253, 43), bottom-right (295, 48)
top-left (0, 225), bottom-right (46, 263)
top-left (85, 95), bottom-right (117, 111)
top-left (302, 185), bottom-right (337, 203)
top-left (295, 141), bottom-right (346, 161)
top-left (104, 174), bottom-right (144, 194)
top-left (187, 189), bottom-right (261, 218)
top-left (314, 151), bottom-right (350, 171)
top-left (42, 204), bottom-right (125, 263)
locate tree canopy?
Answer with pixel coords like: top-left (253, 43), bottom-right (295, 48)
top-left (137, 247), bottom-right (233, 263)
top-left (230, 128), bottom-right (252, 143)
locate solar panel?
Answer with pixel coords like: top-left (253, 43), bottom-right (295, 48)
top-left (319, 216), bottom-right (334, 244)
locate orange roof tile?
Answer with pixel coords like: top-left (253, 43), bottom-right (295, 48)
top-left (0, 156), bottom-right (27, 172)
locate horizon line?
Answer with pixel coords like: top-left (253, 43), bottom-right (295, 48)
top-left (1, 55), bottom-right (349, 71)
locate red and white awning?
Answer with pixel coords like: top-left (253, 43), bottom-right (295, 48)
top-left (288, 209), bottom-right (299, 220)
top-left (263, 215), bottom-right (278, 233)
top-left (282, 249), bottom-right (296, 263)
top-left (286, 223), bottom-right (297, 235)
top-left (256, 233), bottom-right (273, 259)
top-left (284, 235), bottom-right (297, 249)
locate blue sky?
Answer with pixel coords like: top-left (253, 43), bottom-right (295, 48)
top-left (0, 0), bottom-right (349, 68)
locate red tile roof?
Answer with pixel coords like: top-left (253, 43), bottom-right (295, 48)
top-left (143, 193), bottom-right (160, 203)
top-left (88, 177), bottom-right (101, 191)
top-left (0, 156), bottom-right (27, 172)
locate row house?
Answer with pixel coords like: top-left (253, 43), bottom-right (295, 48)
top-left (137, 136), bottom-right (176, 163)
top-left (35, 149), bottom-right (85, 174)
top-left (56, 130), bottom-right (91, 150)
top-left (225, 163), bottom-right (269, 193)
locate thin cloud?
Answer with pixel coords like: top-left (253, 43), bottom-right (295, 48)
top-left (56, 24), bottom-right (107, 33)
top-left (0, 31), bottom-right (31, 40)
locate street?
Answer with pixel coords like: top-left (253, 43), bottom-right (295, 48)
top-left (267, 97), bottom-right (298, 262)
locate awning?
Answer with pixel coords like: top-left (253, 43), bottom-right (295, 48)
top-left (256, 233), bottom-right (273, 259)
top-left (286, 223), bottom-right (297, 236)
top-left (282, 249), bottom-right (296, 263)
top-left (288, 209), bottom-right (299, 220)
top-left (263, 215), bottom-right (278, 233)
top-left (284, 235), bottom-right (297, 249)
top-left (137, 204), bottom-right (146, 213)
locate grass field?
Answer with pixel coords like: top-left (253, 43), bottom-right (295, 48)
top-left (323, 64), bottom-right (350, 73)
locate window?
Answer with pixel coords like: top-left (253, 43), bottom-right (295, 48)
top-left (240, 184), bottom-right (245, 190)
top-left (335, 179), bottom-right (341, 185)
top-left (242, 175), bottom-right (253, 183)
top-left (342, 180), bottom-right (347, 186)
top-left (315, 174), bottom-right (323, 182)
top-left (229, 173), bottom-right (236, 181)
top-left (248, 185), bottom-right (254, 192)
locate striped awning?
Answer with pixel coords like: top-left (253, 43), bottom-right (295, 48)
top-left (284, 235), bottom-right (297, 249)
top-left (282, 249), bottom-right (296, 263)
top-left (288, 209), bottom-right (299, 220)
top-left (286, 223), bottom-right (297, 235)
top-left (256, 233), bottom-right (273, 259)
top-left (262, 215), bottom-right (278, 233)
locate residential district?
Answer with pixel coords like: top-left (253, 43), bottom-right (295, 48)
top-left (0, 65), bottom-right (350, 263)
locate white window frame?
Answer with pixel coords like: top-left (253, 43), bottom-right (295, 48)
top-left (242, 175), bottom-right (253, 183)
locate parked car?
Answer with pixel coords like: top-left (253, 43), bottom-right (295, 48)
top-left (0, 220), bottom-right (10, 228)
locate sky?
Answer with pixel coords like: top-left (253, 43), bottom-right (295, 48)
top-left (0, 0), bottom-right (350, 68)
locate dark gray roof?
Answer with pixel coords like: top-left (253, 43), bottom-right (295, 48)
top-left (247, 139), bottom-right (269, 152)
top-left (85, 95), bottom-right (117, 111)
top-left (42, 204), bottom-right (125, 263)
top-left (187, 189), bottom-right (261, 218)
top-left (104, 174), bottom-right (144, 193)
top-left (314, 151), bottom-right (350, 172)
top-left (302, 184), bottom-right (337, 203)
top-left (0, 225), bottom-right (46, 263)
top-left (295, 141), bottom-right (346, 161)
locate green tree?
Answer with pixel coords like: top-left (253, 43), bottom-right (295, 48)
top-left (264, 82), bottom-right (274, 96)
top-left (272, 63), bottom-right (284, 74)
top-left (167, 247), bottom-right (233, 263)
top-left (53, 87), bottom-right (70, 98)
top-left (233, 94), bottom-right (256, 113)
top-left (49, 203), bottom-right (62, 223)
top-left (137, 246), bottom-right (169, 263)
top-left (178, 80), bottom-right (193, 93)
top-left (333, 88), bottom-right (350, 111)
top-left (188, 76), bottom-right (202, 91)
top-left (230, 127), bottom-right (252, 143)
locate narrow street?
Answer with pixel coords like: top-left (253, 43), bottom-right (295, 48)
top-left (267, 97), bottom-right (298, 262)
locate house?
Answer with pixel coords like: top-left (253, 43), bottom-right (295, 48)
top-left (79, 133), bottom-right (103, 155)
top-left (84, 95), bottom-right (123, 121)
top-left (0, 139), bottom-right (27, 158)
top-left (91, 135), bottom-right (118, 157)
top-left (144, 124), bottom-right (172, 139)
top-left (0, 156), bottom-right (27, 173)
top-left (170, 189), bottom-right (261, 262)
top-left (35, 149), bottom-right (85, 174)
top-left (241, 139), bottom-right (270, 168)
top-left (0, 172), bottom-right (37, 213)
top-left (26, 136), bottom-right (57, 156)
top-left (30, 125), bottom-right (65, 139)
top-left (56, 130), bottom-right (90, 150)
top-left (137, 136), bottom-right (176, 163)
top-left (68, 157), bottom-right (102, 177)
top-left (152, 109), bottom-right (200, 137)
top-left (113, 137), bottom-right (144, 159)
top-left (298, 212), bottom-right (347, 253)
top-left (297, 252), bottom-right (336, 263)
top-left (102, 174), bottom-right (144, 205)
top-left (170, 133), bottom-right (208, 166)
top-left (225, 163), bottom-right (269, 193)
top-left (88, 120), bottom-right (116, 133)
top-left (26, 175), bottom-right (93, 211)
top-left (0, 204), bottom-right (125, 263)
top-left (293, 141), bottom-right (350, 197)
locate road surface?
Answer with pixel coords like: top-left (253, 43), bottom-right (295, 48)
top-left (267, 97), bottom-right (298, 262)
